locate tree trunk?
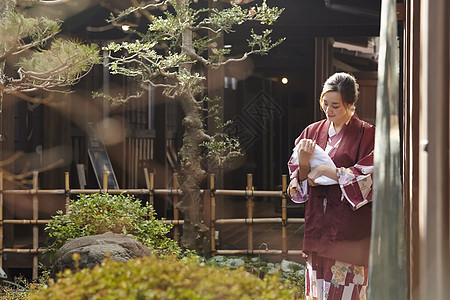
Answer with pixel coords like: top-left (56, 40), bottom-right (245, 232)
top-left (176, 0), bottom-right (210, 254)
top-left (177, 93), bottom-right (209, 253)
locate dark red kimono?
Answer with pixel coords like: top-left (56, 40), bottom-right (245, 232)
top-left (287, 114), bottom-right (375, 266)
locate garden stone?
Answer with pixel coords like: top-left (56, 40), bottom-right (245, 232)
top-left (50, 232), bottom-right (151, 278)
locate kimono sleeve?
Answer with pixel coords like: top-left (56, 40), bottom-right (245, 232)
top-left (337, 126), bottom-right (375, 210)
top-left (287, 133), bottom-right (309, 203)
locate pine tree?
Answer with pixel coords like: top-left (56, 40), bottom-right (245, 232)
top-left (0, 1), bottom-right (99, 183)
top-left (101, 0), bottom-right (284, 254)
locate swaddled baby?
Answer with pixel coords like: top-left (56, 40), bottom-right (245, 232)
top-left (291, 142), bottom-right (338, 185)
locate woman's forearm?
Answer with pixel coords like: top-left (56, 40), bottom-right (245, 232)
top-left (320, 165), bottom-right (339, 181)
top-left (298, 164), bottom-right (311, 181)
top-left (307, 165), bottom-right (339, 182)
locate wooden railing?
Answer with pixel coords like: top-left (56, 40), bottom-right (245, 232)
top-left (0, 171), bottom-right (304, 280)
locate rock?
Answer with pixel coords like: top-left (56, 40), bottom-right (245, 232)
top-left (50, 232), bottom-right (151, 278)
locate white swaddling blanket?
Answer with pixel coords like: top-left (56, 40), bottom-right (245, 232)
top-left (292, 143), bottom-right (338, 185)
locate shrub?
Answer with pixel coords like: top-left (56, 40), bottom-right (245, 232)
top-left (0, 264), bottom-right (50, 299)
top-left (0, 277), bottom-right (30, 300)
top-left (28, 255), bottom-right (300, 299)
top-left (203, 255), bottom-right (304, 298)
top-left (45, 193), bottom-right (183, 257)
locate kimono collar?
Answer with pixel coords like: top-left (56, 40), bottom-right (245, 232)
top-left (329, 113), bottom-right (353, 137)
top-left (316, 114), bottom-right (359, 151)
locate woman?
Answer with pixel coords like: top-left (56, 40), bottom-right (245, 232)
top-left (287, 72), bottom-right (375, 300)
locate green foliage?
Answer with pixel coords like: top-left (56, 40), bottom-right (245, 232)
top-left (248, 28), bottom-right (285, 55)
top-left (203, 255), bottom-right (305, 298)
top-left (28, 255), bottom-right (300, 299)
top-left (207, 0), bottom-right (283, 31)
top-left (103, 41), bottom-right (199, 83)
top-left (199, 96), bottom-right (242, 164)
top-left (0, 277), bottom-right (30, 300)
top-left (45, 193), bottom-right (182, 257)
top-left (17, 39), bottom-right (100, 86)
top-left (0, 10), bottom-right (99, 95)
top-left (101, 0), bottom-right (285, 165)
top-left (200, 130), bottom-right (241, 165)
top-left (249, 0), bottom-right (285, 25)
top-left (0, 11), bottom-right (60, 50)
top-left (0, 264), bottom-right (50, 299)
top-left (208, 3), bottom-right (248, 31)
top-left (103, 0), bottom-right (284, 99)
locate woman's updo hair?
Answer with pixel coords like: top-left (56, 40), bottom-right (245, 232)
top-left (319, 72), bottom-right (359, 107)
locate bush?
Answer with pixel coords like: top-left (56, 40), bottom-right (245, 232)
top-left (45, 193), bottom-right (183, 257)
top-left (0, 264), bottom-right (50, 299)
top-left (28, 255), bottom-right (300, 299)
top-left (203, 255), bottom-right (304, 298)
top-left (0, 277), bottom-right (30, 300)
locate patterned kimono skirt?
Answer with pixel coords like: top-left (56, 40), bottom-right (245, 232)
top-left (305, 252), bottom-right (368, 300)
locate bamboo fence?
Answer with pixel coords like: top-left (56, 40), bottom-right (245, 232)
top-left (0, 171), bottom-right (304, 280)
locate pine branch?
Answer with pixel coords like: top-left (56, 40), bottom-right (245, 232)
top-left (107, 0), bottom-right (170, 24)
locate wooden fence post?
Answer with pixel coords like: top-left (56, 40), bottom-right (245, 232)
top-left (173, 173), bottom-right (179, 243)
top-left (32, 171), bottom-right (39, 280)
top-left (246, 174), bottom-right (254, 253)
top-left (64, 172), bottom-right (70, 212)
top-left (149, 172), bottom-right (155, 207)
top-left (102, 172), bottom-right (108, 192)
top-left (281, 175), bottom-right (288, 254)
top-left (210, 174), bottom-right (216, 252)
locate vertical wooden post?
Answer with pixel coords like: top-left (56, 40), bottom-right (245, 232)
top-left (102, 172), bottom-right (108, 192)
top-left (368, 0), bottom-right (407, 298)
top-left (418, 1), bottom-right (450, 300)
top-left (149, 172), bottom-right (155, 207)
top-left (32, 171), bottom-right (39, 280)
top-left (246, 174), bottom-right (254, 253)
top-left (210, 174), bottom-right (216, 252)
top-left (64, 172), bottom-right (70, 213)
top-left (144, 167), bottom-right (149, 188)
top-left (172, 173), bottom-right (179, 243)
top-left (281, 175), bottom-right (288, 254)
top-left (0, 172), bottom-right (3, 269)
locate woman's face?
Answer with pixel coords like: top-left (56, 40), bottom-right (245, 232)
top-left (321, 91), bottom-right (352, 125)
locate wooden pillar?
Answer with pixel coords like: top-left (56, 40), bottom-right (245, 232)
top-left (368, 0), bottom-right (407, 298)
top-left (404, 0), bottom-right (421, 299)
top-left (419, 0), bottom-right (450, 299)
top-left (314, 37), bottom-right (333, 122)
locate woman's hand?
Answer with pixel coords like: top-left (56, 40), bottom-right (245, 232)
top-left (297, 139), bottom-right (315, 168)
top-left (307, 165), bottom-right (339, 186)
